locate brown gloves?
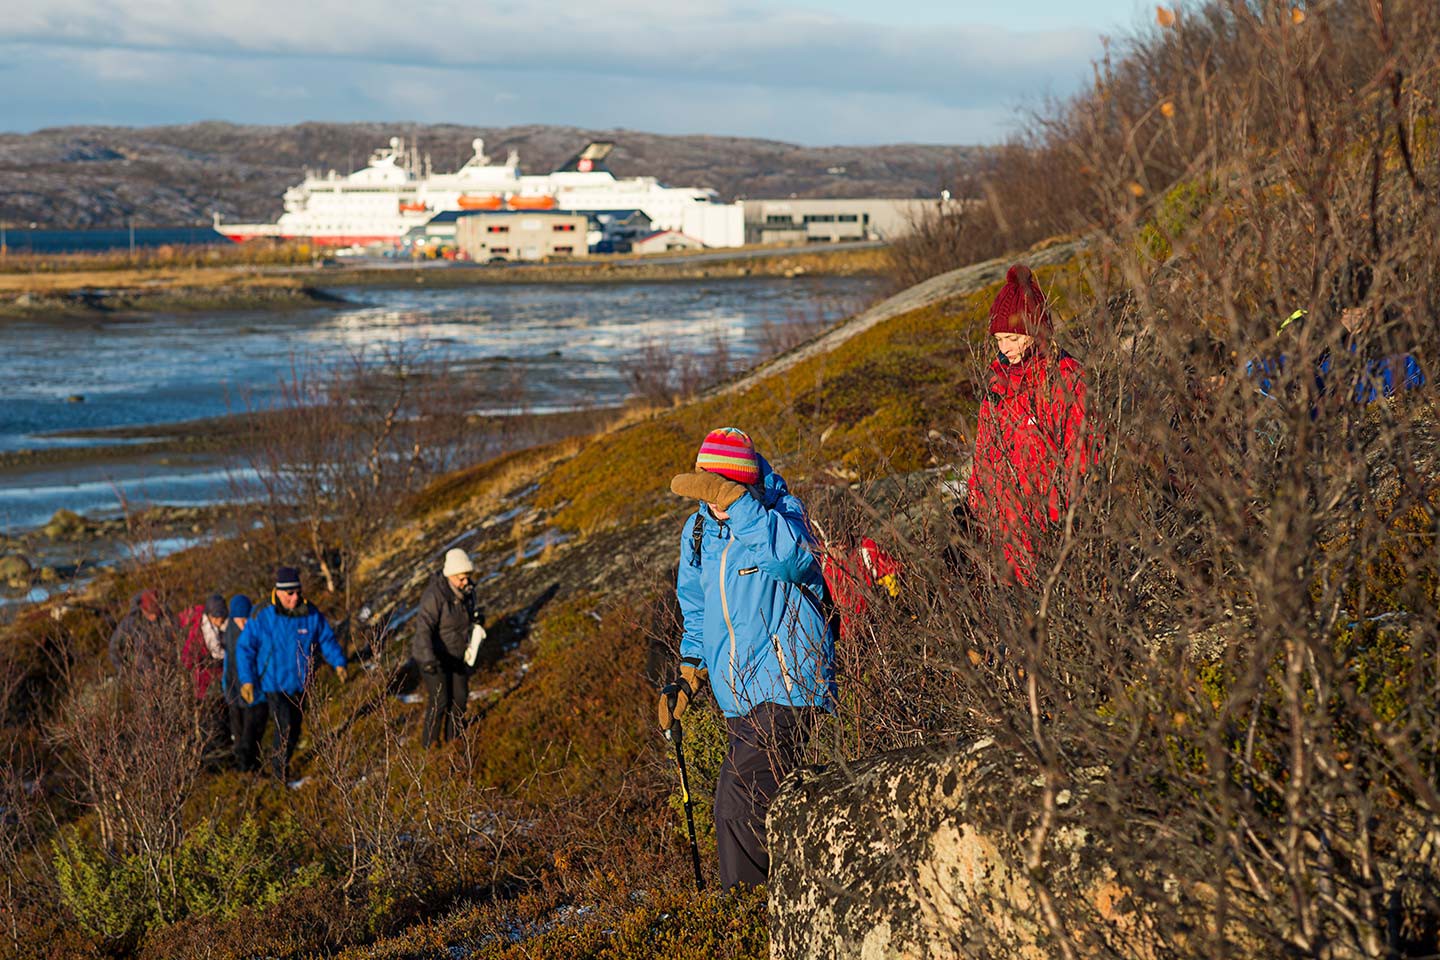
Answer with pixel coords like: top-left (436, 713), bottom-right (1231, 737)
top-left (240, 683), bottom-right (255, 705)
top-left (670, 471), bottom-right (746, 509)
top-left (658, 663), bottom-right (708, 730)
top-left (336, 665), bottom-right (349, 683)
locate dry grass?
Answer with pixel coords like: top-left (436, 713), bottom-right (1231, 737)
top-left (0, 267), bottom-right (308, 294)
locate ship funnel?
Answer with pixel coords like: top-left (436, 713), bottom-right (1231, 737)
top-left (556, 141), bottom-right (615, 173)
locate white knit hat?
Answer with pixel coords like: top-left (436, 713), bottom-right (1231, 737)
top-left (442, 548), bottom-right (475, 577)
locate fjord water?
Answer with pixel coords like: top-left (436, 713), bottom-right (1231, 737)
top-left (0, 276), bottom-right (875, 531)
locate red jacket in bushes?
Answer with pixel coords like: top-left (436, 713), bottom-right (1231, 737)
top-left (820, 537), bottom-right (902, 640)
top-left (179, 604), bottom-right (223, 699)
top-left (967, 349), bottom-right (1092, 583)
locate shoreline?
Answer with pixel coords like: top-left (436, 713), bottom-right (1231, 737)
top-left (0, 404), bottom-right (624, 575)
top-left (0, 244), bottom-right (887, 318)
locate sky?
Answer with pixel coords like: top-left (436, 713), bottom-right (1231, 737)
top-left (1, 0), bottom-right (1147, 145)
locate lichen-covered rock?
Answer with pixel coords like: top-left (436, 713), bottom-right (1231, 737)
top-left (42, 508), bottom-right (88, 541)
top-left (768, 741), bottom-right (1138, 960)
top-left (0, 553), bottom-right (33, 588)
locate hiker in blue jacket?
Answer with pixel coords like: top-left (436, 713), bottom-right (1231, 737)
top-left (1247, 261), bottom-right (1425, 407)
top-left (658, 427), bottom-right (836, 891)
top-left (236, 566), bottom-right (348, 781)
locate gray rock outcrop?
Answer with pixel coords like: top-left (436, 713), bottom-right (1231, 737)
top-left (768, 741), bottom-right (1139, 960)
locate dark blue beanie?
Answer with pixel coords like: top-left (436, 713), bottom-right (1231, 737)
top-left (229, 594), bottom-right (253, 618)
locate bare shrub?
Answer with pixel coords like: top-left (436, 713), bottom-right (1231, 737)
top-left (0, 738), bottom-right (49, 951)
top-left (622, 332), bottom-right (736, 407)
top-left (233, 341), bottom-right (482, 609)
top-left (299, 624), bottom-right (532, 932)
top-left (834, 0), bottom-right (1440, 954)
top-left (48, 661), bottom-right (206, 938)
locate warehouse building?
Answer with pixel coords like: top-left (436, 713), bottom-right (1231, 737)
top-left (741, 198), bottom-right (940, 245)
top-left (455, 212), bottom-right (590, 261)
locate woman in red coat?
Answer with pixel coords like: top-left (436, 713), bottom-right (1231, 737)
top-left (966, 264), bottom-right (1092, 585)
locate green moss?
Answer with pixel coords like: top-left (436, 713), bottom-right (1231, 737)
top-left (470, 595), bottom-right (654, 799)
top-left (665, 706), bottom-right (727, 863)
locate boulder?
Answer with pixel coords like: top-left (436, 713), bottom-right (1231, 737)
top-left (0, 554), bottom-right (33, 588)
top-left (42, 508), bottom-right (88, 541)
top-left (768, 741), bottom-right (1143, 960)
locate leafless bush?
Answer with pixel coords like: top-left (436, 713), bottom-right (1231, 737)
top-left (622, 332), bottom-right (735, 407)
top-left (48, 659), bottom-right (205, 909)
top-left (0, 739), bottom-right (49, 951)
top-left (234, 341), bottom-right (483, 609)
top-left (835, 1), bottom-right (1440, 954)
top-left (300, 624), bottom-right (531, 924)
top-left (755, 296), bottom-right (859, 358)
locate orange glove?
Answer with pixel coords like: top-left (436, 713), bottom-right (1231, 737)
top-left (670, 472), bottom-right (746, 509)
top-left (657, 663), bottom-right (708, 730)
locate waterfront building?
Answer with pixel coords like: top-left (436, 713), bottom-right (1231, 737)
top-left (454, 212), bottom-right (591, 262)
top-left (631, 230), bottom-right (705, 255)
top-left (740, 198), bottom-right (941, 245)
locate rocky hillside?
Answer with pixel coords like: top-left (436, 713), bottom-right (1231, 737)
top-left (0, 122), bottom-right (980, 229)
top-left (0, 228), bottom-right (1045, 956)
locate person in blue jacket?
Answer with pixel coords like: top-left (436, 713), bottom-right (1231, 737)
top-left (658, 427), bottom-right (836, 891)
top-left (1315, 294), bottom-right (1425, 404)
top-left (236, 566), bottom-right (348, 781)
top-left (1247, 262), bottom-right (1425, 407)
top-left (221, 594), bottom-right (269, 771)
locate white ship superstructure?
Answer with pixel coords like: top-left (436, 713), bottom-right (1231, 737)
top-left (219, 138), bottom-right (743, 249)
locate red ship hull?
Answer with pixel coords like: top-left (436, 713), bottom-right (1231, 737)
top-left (224, 233), bottom-right (400, 247)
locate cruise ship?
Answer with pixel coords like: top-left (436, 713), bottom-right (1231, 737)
top-left (217, 138), bottom-right (744, 249)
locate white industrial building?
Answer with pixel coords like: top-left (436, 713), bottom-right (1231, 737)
top-left (740, 198), bottom-right (939, 245)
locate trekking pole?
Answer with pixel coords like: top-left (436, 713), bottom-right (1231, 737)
top-left (665, 715), bottom-right (705, 892)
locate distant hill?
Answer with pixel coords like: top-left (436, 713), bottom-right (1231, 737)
top-left (0, 122), bottom-right (981, 229)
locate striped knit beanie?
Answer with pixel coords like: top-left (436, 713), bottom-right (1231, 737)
top-left (695, 427), bottom-right (761, 485)
top-left (988, 264), bottom-right (1052, 336)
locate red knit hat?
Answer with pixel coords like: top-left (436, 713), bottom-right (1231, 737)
top-left (988, 264), bottom-right (1052, 335)
top-left (695, 427), bottom-right (761, 484)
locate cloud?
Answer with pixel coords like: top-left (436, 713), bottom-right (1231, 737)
top-left (0, 40), bottom-right (1032, 144)
top-left (6, 0), bottom-right (1103, 110)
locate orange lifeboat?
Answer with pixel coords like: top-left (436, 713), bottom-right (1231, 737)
top-left (457, 194), bottom-right (504, 210)
top-left (507, 195), bottom-right (558, 211)
top-left (398, 200), bottom-right (428, 212)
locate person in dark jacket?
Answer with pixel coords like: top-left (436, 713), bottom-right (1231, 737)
top-left (221, 594), bottom-right (268, 771)
top-left (412, 548), bottom-right (483, 747)
top-left (108, 589), bottom-right (176, 674)
top-left (236, 567), bottom-right (348, 781)
top-left (659, 427), bottom-right (836, 892)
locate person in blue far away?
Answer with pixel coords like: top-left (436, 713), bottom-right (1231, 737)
top-left (236, 565), bottom-right (348, 782)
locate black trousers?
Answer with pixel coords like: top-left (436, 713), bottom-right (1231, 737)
top-left (421, 664), bottom-right (469, 747)
top-left (715, 703), bottom-right (814, 892)
top-left (267, 691), bottom-right (305, 780)
top-left (229, 700), bottom-right (270, 772)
